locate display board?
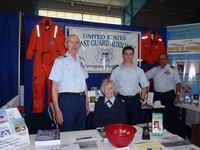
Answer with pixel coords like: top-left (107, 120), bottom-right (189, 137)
top-left (66, 26), bottom-right (140, 73)
top-left (167, 23), bottom-right (200, 95)
top-left (24, 15), bottom-right (166, 113)
top-left (167, 23), bottom-right (200, 53)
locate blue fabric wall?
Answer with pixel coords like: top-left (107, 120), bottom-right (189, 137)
top-left (0, 13), bottom-right (19, 107)
top-left (24, 15), bottom-right (166, 113)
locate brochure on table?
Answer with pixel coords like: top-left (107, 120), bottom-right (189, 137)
top-left (0, 108), bottom-right (30, 150)
top-left (35, 129), bottom-right (61, 146)
top-left (152, 113), bottom-right (163, 136)
top-left (149, 92), bottom-right (165, 108)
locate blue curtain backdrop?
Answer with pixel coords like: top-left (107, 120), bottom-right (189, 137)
top-left (0, 13), bottom-right (19, 107)
top-left (24, 15), bottom-right (166, 113)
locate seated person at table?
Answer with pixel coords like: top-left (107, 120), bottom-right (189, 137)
top-left (93, 79), bottom-right (126, 128)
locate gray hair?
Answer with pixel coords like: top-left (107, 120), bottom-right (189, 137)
top-left (100, 79), bottom-right (117, 96)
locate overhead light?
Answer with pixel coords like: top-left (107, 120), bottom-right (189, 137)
top-left (71, 1), bottom-right (74, 6)
top-left (107, 6), bottom-right (110, 11)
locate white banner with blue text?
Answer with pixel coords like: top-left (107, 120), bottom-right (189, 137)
top-left (65, 26), bottom-right (140, 73)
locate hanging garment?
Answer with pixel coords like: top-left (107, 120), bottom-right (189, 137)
top-left (141, 30), bottom-right (165, 64)
top-left (26, 17), bottom-right (66, 113)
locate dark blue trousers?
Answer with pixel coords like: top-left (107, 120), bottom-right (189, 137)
top-left (58, 93), bottom-right (86, 132)
top-left (154, 90), bottom-right (178, 133)
top-left (118, 94), bottom-right (142, 125)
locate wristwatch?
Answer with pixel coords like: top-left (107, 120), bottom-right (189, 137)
top-left (140, 97), bottom-right (145, 102)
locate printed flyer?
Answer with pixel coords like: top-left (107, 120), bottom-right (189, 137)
top-left (0, 108), bottom-right (30, 150)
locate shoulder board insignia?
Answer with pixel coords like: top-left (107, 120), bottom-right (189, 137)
top-left (170, 65), bottom-right (175, 69)
top-left (111, 65), bottom-right (119, 72)
top-left (113, 65), bottom-right (119, 69)
top-left (58, 55), bottom-right (67, 59)
top-left (79, 56), bottom-right (85, 61)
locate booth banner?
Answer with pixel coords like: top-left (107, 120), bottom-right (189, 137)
top-left (167, 23), bottom-right (200, 94)
top-left (168, 53), bottom-right (200, 94)
top-left (167, 23), bottom-right (200, 53)
top-left (66, 26), bottom-right (140, 73)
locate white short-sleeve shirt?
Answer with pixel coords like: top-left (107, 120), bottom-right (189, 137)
top-left (110, 64), bottom-right (149, 96)
top-left (146, 64), bottom-right (181, 92)
top-left (49, 52), bottom-right (88, 93)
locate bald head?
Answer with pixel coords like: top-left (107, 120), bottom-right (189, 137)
top-left (65, 34), bottom-right (80, 57)
top-left (68, 34), bottom-right (80, 40)
top-left (159, 53), bottom-right (168, 68)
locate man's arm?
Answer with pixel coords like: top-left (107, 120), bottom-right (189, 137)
top-left (140, 69), bottom-right (150, 102)
top-left (145, 68), bottom-right (155, 80)
top-left (140, 86), bottom-right (149, 102)
top-left (173, 68), bottom-right (181, 104)
top-left (174, 82), bottom-right (181, 104)
top-left (52, 81), bottom-right (63, 125)
top-left (84, 82), bottom-right (90, 115)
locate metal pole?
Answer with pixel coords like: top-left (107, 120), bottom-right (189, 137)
top-left (18, 11), bottom-right (22, 106)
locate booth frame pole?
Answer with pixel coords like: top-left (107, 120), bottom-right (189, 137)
top-left (18, 12), bottom-right (22, 106)
top-left (138, 32), bottom-right (142, 67)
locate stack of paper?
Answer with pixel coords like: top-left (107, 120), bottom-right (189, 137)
top-left (35, 129), bottom-right (61, 146)
top-left (134, 140), bottom-right (164, 150)
top-left (0, 108), bottom-right (30, 150)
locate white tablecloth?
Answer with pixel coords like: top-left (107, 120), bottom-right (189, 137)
top-left (23, 125), bottom-right (200, 150)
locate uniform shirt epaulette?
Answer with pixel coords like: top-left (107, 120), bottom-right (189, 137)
top-left (170, 65), bottom-right (175, 69)
top-left (79, 56), bottom-right (85, 61)
top-left (58, 55), bottom-right (67, 59)
top-left (111, 65), bottom-right (119, 72)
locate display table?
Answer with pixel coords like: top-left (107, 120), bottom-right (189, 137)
top-left (24, 125), bottom-right (199, 150)
top-left (176, 102), bottom-right (200, 126)
top-left (175, 102), bottom-right (200, 113)
top-left (141, 103), bottom-right (166, 127)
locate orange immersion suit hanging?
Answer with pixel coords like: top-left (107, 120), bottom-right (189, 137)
top-left (141, 30), bottom-right (165, 64)
top-left (26, 17), bottom-right (66, 113)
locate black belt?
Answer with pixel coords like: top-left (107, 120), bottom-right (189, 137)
top-left (60, 92), bottom-right (85, 96)
top-left (155, 90), bottom-right (175, 94)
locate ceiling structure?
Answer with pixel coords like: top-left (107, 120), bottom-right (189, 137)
top-left (38, 0), bottom-right (147, 24)
top-left (132, 0), bottom-right (200, 27)
top-left (65, 0), bottom-right (148, 25)
top-left (54, 0), bottom-right (130, 8)
top-left (37, 0), bottom-right (200, 26)
top-left (1, 0), bottom-right (199, 26)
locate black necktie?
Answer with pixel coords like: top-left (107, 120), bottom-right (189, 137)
top-left (106, 100), bottom-right (112, 108)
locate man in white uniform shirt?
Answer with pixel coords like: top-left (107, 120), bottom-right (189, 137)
top-left (110, 46), bottom-right (149, 125)
top-left (49, 34), bottom-right (89, 131)
top-left (146, 53), bottom-right (181, 133)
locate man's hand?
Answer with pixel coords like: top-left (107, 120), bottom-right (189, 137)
top-left (174, 94), bottom-right (180, 105)
top-left (55, 109), bottom-right (63, 125)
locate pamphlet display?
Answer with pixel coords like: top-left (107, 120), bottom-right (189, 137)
top-left (0, 108), bottom-right (30, 150)
top-left (35, 129), bottom-right (61, 146)
top-left (192, 94), bottom-right (200, 107)
top-left (152, 113), bottom-right (163, 136)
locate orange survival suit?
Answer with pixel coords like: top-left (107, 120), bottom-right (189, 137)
top-left (141, 30), bottom-right (165, 64)
top-left (26, 17), bottom-right (66, 113)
